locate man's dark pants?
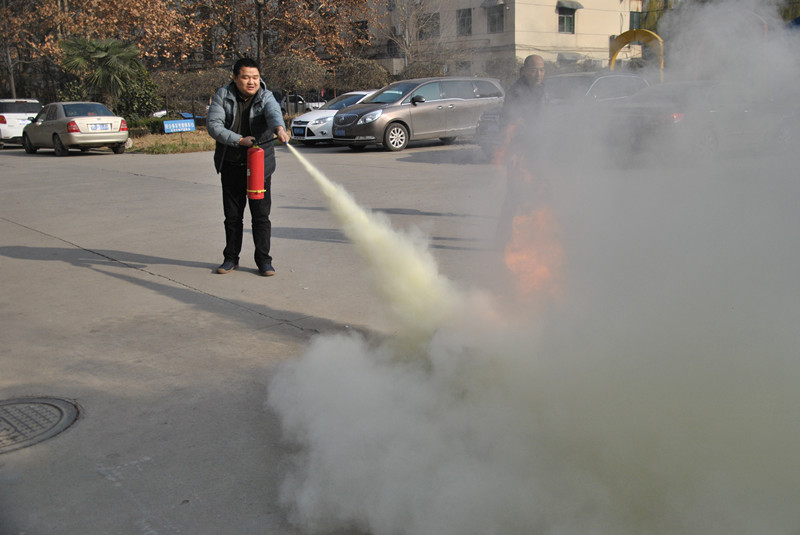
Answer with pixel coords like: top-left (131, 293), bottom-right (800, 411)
top-left (220, 161), bottom-right (272, 267)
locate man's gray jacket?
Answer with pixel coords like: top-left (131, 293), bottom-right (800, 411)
top-left (207, 80), bottom-right (285, 174)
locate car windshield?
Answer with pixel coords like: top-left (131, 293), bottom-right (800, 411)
top-left (0, 101), bottom-right (42, 114)
top-left (628, 83), bottom-right (713, 107)
top-left (544, 75), bottom-right (594, 103)
top-left (321, 93), bottom-right (368, 110)
top-left (63, 103), bottom-right (113, 117)
top-left (362, 82), bottom-right (419, 104)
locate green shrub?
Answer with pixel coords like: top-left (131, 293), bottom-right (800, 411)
top-left (57, 80), bottom-right (90, 101)
top-left (115, 67), bottom-right (161, 120)
top-left (128, 127), bottom-right (150, 138)
top-left (127, 116), bottom-right (166, 134)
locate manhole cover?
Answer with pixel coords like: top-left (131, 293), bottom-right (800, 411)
top-left (0, 398), bottom-right (79, 454)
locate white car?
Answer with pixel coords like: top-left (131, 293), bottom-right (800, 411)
top-left (290, 90), bottom-right (375, 145)
top-left (0, 99), bottom-right (43, 149)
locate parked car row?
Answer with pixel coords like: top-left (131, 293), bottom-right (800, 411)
top-left (290, 90), bottom-right (376, 145)
top-left (5, 73), bottom-right (795, 161)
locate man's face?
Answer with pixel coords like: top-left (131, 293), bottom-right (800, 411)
top-left (522, 58), bottom-right (546, 86)
top-left (233, 66), bottom-right (260, 98)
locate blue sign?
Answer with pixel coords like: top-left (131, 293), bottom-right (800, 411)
top-left (163, 119), bottom-right (196, 134)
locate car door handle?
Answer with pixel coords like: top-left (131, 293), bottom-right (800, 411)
top-left (437, 105), bottom-right (444, 110)
top-left (447, 104), bottom-right (455, 109)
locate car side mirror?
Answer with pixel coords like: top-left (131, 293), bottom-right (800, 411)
top-left (411, 95), bottom-right (426, 105)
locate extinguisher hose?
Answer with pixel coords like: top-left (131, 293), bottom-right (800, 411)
top-left (247, 134), bottom-right (283, 150)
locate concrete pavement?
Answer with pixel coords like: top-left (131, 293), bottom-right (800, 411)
top-left (0, 141), bottom-right (502, 535)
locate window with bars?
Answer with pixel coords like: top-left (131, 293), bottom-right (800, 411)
top-left (457, 8), bottom-right (472, 36)
top-left (487, 5), bottom-right (504, 33)
top-left (418, 12), bottom-right (440, 40)
top-left (558, 7), bottom-right (575, 33)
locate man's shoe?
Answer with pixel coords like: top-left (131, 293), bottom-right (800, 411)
top-left (258, 263), bottom-right (276, 277)
top-left (216, 261), bottom-right (238, 274)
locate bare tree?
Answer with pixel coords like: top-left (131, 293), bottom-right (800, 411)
top-left (377, 0), bottom-right (469, 73)
top-left (260, 55), bottom-right (326, 97)
top-left (327, 58), bottom-right (390, 93)
top-left (1, 8), bottom-right (17, 97)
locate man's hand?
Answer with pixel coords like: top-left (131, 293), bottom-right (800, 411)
top-left (275, 126), bottom-right (290, 144)
top-left (238, 136), bottom-right (256, 147)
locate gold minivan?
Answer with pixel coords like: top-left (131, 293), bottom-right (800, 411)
top-left (332, 77), bottom-right (504, 151)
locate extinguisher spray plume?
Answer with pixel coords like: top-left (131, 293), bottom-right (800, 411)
top-left (285, 143), bottom-right (462, 345)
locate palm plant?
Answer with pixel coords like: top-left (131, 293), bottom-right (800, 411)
top-left (59, 37), bottom-right (143, 108)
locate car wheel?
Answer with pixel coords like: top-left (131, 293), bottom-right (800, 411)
top-left (439, 137), bottom-right (457, 145)
top-left (22, 134), bottom-right (38, 154)
top-left (384, 123), bottom-right (408, 152)
top-left (53, 134), bottom-right (69, 156)
top-left (112, 143), bottom-right (125, 154)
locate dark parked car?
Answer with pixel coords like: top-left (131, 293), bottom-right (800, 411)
top-left (609, 80), bottom-right (798, 164)
top-left (280, 94), bottom-right (326, 115)
top-left (477, 71), bottom-right (650, 158)
top-left (544, 71), bottom-right (651, 106)
top-left (332, 77), bottom-right (505, 151)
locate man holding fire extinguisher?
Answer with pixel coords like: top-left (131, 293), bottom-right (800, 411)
top-left (207, 57), bottom-right (291, 276)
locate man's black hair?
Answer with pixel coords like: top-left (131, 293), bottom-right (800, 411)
top-left (233, 57), bottom-right (259, 76)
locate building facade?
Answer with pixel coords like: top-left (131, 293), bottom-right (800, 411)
top-left (367, 0), bottom-right (645, 76)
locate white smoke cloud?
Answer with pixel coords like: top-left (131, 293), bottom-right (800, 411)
top-left (268, 2), bottom-right (800, 534)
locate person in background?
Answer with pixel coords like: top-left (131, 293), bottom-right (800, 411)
top-left (207, 57), bottom-right (290, 276)
top-left (495, 54), bottom-right (551, 250)
top-left (502, 54), bottom-right (547, 128)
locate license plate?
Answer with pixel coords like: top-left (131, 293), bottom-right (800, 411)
top-left (90, 123), bottom-right (111, 131)
top-left (334, 128), bottom-right (345, 137)
top-left (292, 127), bottom-right (305, 136)
top-left (18, 119), bottom-right (30, 126)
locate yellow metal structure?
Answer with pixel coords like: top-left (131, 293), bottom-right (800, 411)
top-left (609, 29), bottom-right (664, 82)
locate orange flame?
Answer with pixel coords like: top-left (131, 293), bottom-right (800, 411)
top-left (494, 120), bottom-right (565, 299)
top-left (504, 206), bottom-right (564, 298)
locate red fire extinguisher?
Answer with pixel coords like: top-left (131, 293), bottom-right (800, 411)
top-left (247, 145), bottom-right (265, 200)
